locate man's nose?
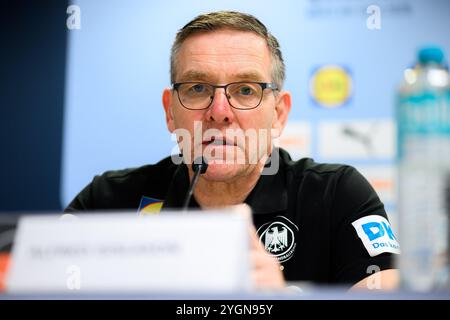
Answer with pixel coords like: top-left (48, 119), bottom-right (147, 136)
top-left (204, 88), bottom-right (234, 124)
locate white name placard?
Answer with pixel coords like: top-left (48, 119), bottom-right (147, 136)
top-left (6, 210), bottom-right (251, 294)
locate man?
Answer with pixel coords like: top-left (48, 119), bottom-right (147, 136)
top-left (66, 11), bottom-right (399, 290)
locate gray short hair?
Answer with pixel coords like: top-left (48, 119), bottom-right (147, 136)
top-left (170, 11), bottom-right (285, 89)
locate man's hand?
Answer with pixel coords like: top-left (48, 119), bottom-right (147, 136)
top-left (249, 225), bottom-right (286, 289)
top-left (350, 269), bottom-right (399, 291)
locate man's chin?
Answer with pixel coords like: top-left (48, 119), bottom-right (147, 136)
top-left (200, 162), bottom-right (249, 182)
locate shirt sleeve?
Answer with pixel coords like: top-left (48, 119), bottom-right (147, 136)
top-left (64, 179), bottom-right (95, 212)
top-left (64, 173), bottom-right (122, 212)
top-left (329, 166), bottom-right (399, 284)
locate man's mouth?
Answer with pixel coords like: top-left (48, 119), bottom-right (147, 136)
top-left (202, 136), bottom-right (237, 147)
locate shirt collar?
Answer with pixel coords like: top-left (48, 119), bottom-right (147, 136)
top-left (161, 148), bottom-right (289, 214)
top-left (243, 148), bottom-right (288, 214)
top-left (161, 163), bottom-right (200, 210)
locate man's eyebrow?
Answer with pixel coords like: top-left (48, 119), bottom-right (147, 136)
top-left (177, 70), bottom-right (211, 82)
top-left (232, 71), bottom-right (265, 82)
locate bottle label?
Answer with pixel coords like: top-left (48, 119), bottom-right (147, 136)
top-left (397, 90), bottom-right (450, 160)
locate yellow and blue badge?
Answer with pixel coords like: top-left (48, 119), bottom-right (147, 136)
top-left (309, 65), bottom-right (353, 108)
top-left (138, 196), bottom-right (163, 215)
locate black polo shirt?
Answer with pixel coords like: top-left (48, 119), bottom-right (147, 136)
top-left (65, 148), bottom-right (398, 286)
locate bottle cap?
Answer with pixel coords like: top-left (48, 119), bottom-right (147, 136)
top-left (418, 46), bottom-right (445, 65)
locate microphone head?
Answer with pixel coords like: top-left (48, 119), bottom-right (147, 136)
top-left (192, 157), bottom-right (208, 174)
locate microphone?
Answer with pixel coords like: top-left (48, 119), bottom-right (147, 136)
top-left (182, 157), bottom-right (208, 209)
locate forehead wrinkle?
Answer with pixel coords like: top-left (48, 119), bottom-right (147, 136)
top-left (185, 50), bottom-right (268, 62)
top-left (178, 55), bottom-right (269, 82)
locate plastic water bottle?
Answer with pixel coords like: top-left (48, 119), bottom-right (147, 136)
top-left (397, 46), bottom-right (450, 291)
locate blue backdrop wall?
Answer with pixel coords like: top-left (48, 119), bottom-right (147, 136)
top-left (2, 1), bottom-right (450, 223)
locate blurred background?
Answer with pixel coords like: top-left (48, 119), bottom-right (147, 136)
top-left (1, 0), bottom-right (450, 232)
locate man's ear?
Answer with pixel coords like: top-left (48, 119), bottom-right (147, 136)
top-left (272, 91), bottom-right (292, 138)
top-left (162, 88), bottom-right (175, 133)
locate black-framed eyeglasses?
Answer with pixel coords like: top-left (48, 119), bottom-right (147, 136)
top-left (172, 82), bottom-right (278, 110)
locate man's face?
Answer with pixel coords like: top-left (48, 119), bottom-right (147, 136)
top-left (163, 29), bottom-right (291, 182)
